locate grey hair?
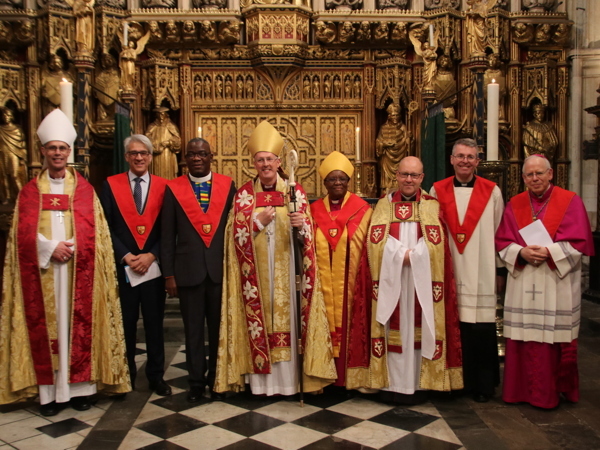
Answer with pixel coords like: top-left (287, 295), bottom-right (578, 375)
top-left (522, 154), bottom-right (551, 173)
top-left (124, 134), bottom-right (153, 153)
top-left (452, 138), bottom-right (478, 154)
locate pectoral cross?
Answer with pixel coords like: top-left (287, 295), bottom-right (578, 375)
top-left (526, 284), bottom-right (543, 301)
top-left (56, 211), bottom-right (65, 224)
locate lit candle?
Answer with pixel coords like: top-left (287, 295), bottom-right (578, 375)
top-left (197, 126), bottom-right (202, 138)
top-left (123, 22), bottom-right (128, 47)
top-left (487, 79), bottom-right (499, 161)
top-left (429, 24), bottom-right (435, 48)
top-left (355, 126), bottom-right (361, 162)
top-left (59, 78), bottom-right (74, 163)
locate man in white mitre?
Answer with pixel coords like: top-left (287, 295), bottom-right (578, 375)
top-left (0, 109), bottom-right (129, 416)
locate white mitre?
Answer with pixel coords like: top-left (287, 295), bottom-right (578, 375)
top-left (37, 108), bottom-right (77, 148)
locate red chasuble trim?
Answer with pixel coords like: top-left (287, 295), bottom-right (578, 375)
top-left (511, 186), bottom-right (575, 239)
top-left (433, 176), bottom-right (495, 254)
top-left (311, 194), bottom-right (368, 251)
top-left (42, 194), bottom-right (69, 211)
top-left (168, 173), bottom-right (233, 248)
top-left (107, 173), bottom-right (167, 250)
top-left (17, 172), bottom-right (96, 385)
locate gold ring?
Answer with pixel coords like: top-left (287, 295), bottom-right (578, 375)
top-left (63, 256), bottom-right (67, 261)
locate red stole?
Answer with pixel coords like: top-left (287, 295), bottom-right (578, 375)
top-left (107, 173), bottom-right (167, 250)
top-left (311, 193), bottom-right (369, 251)
top-left (168, 173), bottom-right (233, 248)
top-left (511, 186), bottom-right (575, 239)
top-left (433, 176), bottom-right (495, 254)
top-left (17, 172), bottom-right (96, 385)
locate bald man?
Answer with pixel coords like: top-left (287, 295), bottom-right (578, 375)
top-left (349, 156), bottom-right (463, 401)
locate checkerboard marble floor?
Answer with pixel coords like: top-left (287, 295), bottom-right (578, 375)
top-left (0, 344), bottom-right (464, 450)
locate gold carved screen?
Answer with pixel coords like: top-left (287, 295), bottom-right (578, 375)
top-left (196, 114), bottom-right (360, 198)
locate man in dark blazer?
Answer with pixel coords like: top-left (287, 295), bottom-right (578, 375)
top-left (161, 137), bottom-right (236, 402)
top-left (100, 134), bottom-right (171, 396)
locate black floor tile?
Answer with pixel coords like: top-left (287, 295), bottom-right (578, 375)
top-left (212, 411), bottom-right (285, 437)
top-left (171, 361), bottom-right (187, 371)
top-left (37, 417), bottom-right (91, 438)
top-left (135, 413), bottom-right (207, 439)
top-left (369, 407), bottom-right (438, 432)
top-left (135, 348), bottom-right (147, 355)
top-left (292, 410), bottom-right (362, 435)
top-left (381, 433), bottom-right (462, 450)
top-left (166, 375), bottom-right (191, 391)
top-left (138, 441), bottom-right (189, 450)
top-left (151, 391), bottom-right (210, 413)
top-left (302, 390), bottom-right (354, 409)
top-left (219, 438), bottom-right (281, 449)
top-left (300, 436), bottom-right (374, 449)
top-left (221, 390), bottom-right (285, 411)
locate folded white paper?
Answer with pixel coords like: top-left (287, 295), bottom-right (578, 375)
top-left (125, 260), bottom-right (162, 287)
top-left (519, 219), bottom-right (554, 247)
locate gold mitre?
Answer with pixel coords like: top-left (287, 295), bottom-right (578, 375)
top-left (248, 120), bottom-right (283, 157)
top-left (319, 150), bottom-right (354, 179)
top-left (37, 108), bottom-right (77, 148)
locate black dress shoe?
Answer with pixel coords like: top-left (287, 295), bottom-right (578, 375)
top-left (70, 396), bottom-right (91, 411)
top-left (149, 379), bottom-right (172, 396)
top-left (210, 389), bottom-right (226, 401)
top-left (473, 393), bottom-right (491, 403)
top-left (187, 387), bottom-right (204, 403)
top-left (40, 401), bottom-right (59, 417)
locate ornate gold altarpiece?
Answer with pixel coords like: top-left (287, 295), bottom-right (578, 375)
top-left (0, 0), bottom-right (572, 226)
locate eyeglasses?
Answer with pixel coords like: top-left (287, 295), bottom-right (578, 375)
top-left (451, 154), bottom-right (478, 161)
top-left (524, 169), bottom-right (550, 179)
top-left (186, 151), bottom-right (211, 159)
top-left (127, 151), bottom-right (150, 157)
top-left (44, 144), bottom-right (70, 153)
top-left (324, 177), bottom-right (350, 184)
top-left (397, 172), bottom-right (423, 179)
top-left (255, 157), bottom-right (278, 164)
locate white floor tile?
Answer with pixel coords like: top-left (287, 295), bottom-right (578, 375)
top-left (252, 423), bottom-right (327, 450)
top-left (11, 431), bottom-right (84, 450)
top-left (168, 424), bottom-right (244, 450)
top-left (133, 402), bottom-right (175, 426)
top-left (415, 417), bottom-right (462, 445)
top-left (118, 428), bottom-right (161, 450)
top-left (327, 397), bottom-right (394, 420)
top-left (406, 403), bottom-right (442, 417)
top-left (254, 401), bottom-right (321, 422)
top-left (0, 409), bottom-right (36, 427)
top-left (0, 416), bottom-right (50, 444)
top-left (334, 420), bottom-right (410, 448)
top-left (179, 402), bottom-right (249, 424)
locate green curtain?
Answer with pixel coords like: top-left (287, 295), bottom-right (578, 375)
top-left (421, 103), bottom-right (446, 192)
top-left (113, 103), bottom-right (131, 175)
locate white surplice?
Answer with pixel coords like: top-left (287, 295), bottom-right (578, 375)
top-left (376, 221), bottom-right (435, 395)
top-left (36, 173), bottom-right (96, 405)
top-left (429, 184), bottom-right (504, 323)
top-left (498, 241), bottom-right (582, 344)
top-left (246, 214), bottom-right (299, 395)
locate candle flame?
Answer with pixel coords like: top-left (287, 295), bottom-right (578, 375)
top-left (356, 127), bottom-right (359, 132)
top-left (492, 79), bottom-right (496, 83)
top-left (62, 78), bottom-right (68, 83)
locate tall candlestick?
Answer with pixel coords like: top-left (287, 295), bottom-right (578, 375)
top-left (59, 78), bottom-right (74, 163)
top-left (123, 22), bottom-right (128, 47)
top-left (197, 126), bottom-right (202, 138)
top-left (487, 79), bottom-right (499, 161)
top-left (429, 24), bottom-right (435, 47)
top-left (355, 126), bottom-right (361, 162)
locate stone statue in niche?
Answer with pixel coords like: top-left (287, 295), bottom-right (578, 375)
top-left (245, 77), bottom-right (254, 99)
top-left (194, 76), bottom-right (202, 99)
top-left (218, 21), bottom-right (241, 44)
top-left (356, 21), bottom-right (371, 42)
top-left (165, 20), bottom-right (179, 43)
top-left (522, 103), bottom-right (559, 164)
top-left (119, 32), bottom-right (150, 92)
top-left (391, 22), bottom-right (407, 44)
top-left (373, 22), bottom-right (390, 44)
top-left (73, 0), bottom-right (94, 53)
top-left (553, 23), bottom-right (570, 46)
top-left (148, 21), bottom-right (163, 41)
top-left (94, 53), bottom-right (119, 121)
top-left (376, 103), bottom-right (411, 194)
top-left (513, 22), bottom-right (533, 44)
top-left (338, 22), bottom-right (355, 44)
top-left (236, 78), bottom-right (244, 98)
top-left (200, 21), bottom-right (217, 42)
top-left (534, 23), bottom-right (551, 44)
top-left (333, 77), bottom-right (341, 98)
top-left (41, 54), bottom-right (74, 116)
top-left (483, 53), bottom-right (506, 121)
top-left (147, 107), bottom-right (181, 180)
top-left (0, 107), bottom-right (27, 205)
top-left (15, 19), bottom-right (34, 44)
top-left (434, 55), bottom-right (457, 121)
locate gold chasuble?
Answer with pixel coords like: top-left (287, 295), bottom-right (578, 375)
top-left (215, 177), bottom-right (336, 393)
top-left (0, 169), bottom-right (130, 403)
top-left (347, 191), bottom-right (463, 391)
top-left (311, 192), bottom-right (372, 387)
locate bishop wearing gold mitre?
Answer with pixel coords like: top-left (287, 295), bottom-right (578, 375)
top-left (215, 120), bottom-right (336, 395)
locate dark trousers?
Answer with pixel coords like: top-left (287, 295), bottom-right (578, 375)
top-left (460, 321), bottom-right (500, 396)
top-left (178, 279), bottom-right (222, 389)
top-left (118, 273), bottom-right (166, 387)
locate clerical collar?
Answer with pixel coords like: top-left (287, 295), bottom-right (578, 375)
top-left (189, 172), bottom-right (212, 183)
top-left (47, 171), bottom-right (65, 182)
top-left (454, 175), bottom-right (476, 188)
top-left (531, 183), bottom-right (553, 200)
top-left (402, 194), bottom-right (417, 201)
